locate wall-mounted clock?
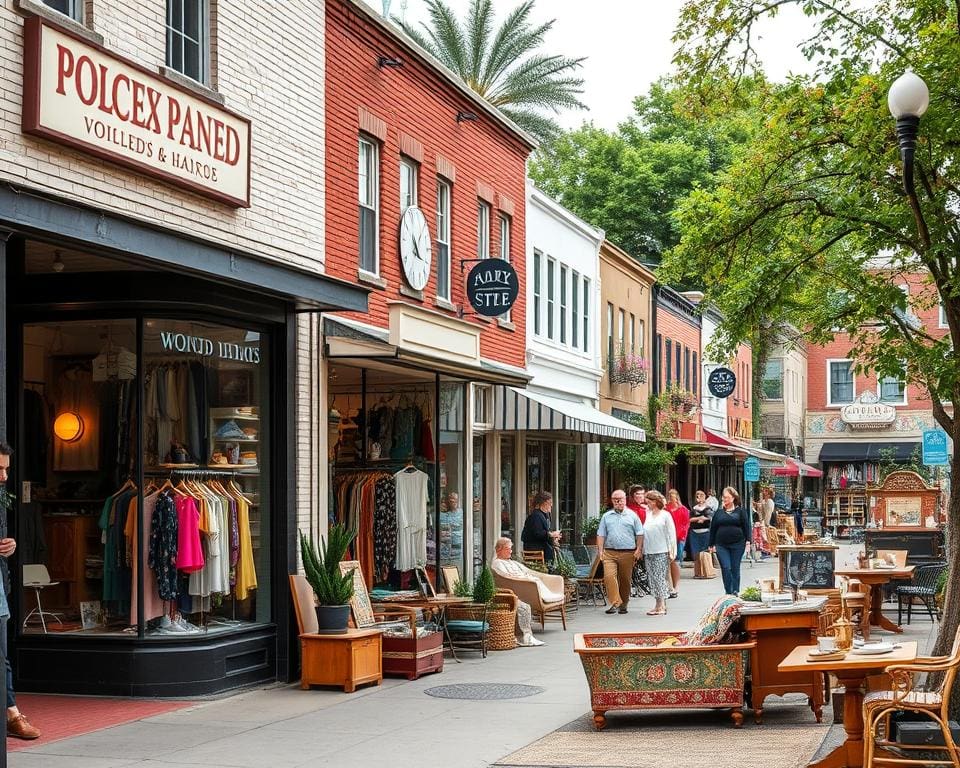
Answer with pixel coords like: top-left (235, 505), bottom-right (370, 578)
top-left (399, 206), bottom-right (432, 291)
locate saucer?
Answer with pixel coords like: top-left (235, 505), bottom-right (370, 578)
top-left (851, 643), bottom-right (895, 655)
top-left (807, 650), bottom-right (846, 662)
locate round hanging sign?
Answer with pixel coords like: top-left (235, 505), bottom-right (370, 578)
top-left (466, 258), bottom-right (519, 317)
top-left (707, 366), bottom-right (737, 399)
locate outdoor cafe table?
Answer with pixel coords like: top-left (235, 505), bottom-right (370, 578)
top-left (778, 641), bottom-right (917, 768)
top-left (834, 566), bottom-right (915, 639)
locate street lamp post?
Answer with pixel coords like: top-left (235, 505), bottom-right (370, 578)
top-left (888, 70), bottom-right (930, 244)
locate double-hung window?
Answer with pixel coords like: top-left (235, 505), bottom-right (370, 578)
top-left (571, 270), bottom-right (580, 349)
top-left (763, 359), bottom-right (784, 400)
top-left (435, 178), bottom-right (452, 301)
top-left (477, 202), bottom-right (491, 259)
top-left (879, 365), bottom-right (907, 405)
top-left (400, 158), bottom-right (418, 211)
top-left (358, 137), bottom-right (380, 275)
top-left (546, 258), bottom-right (556, 339)
top-left (166, 0), bottom-right (207, 84)
top-left (606, 303), bottom-right (614, 364)
top-left (44, 0), bottom-right (82, 20)
top-left (665, 339), bottom-right (673, 385)
top-left (533, 250), bottom-right (542, 336)
top-left (629, 314), bottom-right (636, 354)
top-left (582, 278), bottom-right (590, 353)
top-left (559, 265), bottom-right (568, 344)
top-left (499, 216), bottom-right (511, 321)
top-left (828, 360), bottom-right (855, 405)
top-left (617, 309), bottom-right (625, 353)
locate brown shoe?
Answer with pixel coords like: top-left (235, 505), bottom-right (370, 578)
top-left (7, 713), bottom-right (40, 740)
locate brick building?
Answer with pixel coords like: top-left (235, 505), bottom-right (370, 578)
top-left (321, 0), bottom-right (534, 584)
top-left (0, 0), bottom-right (366, 695)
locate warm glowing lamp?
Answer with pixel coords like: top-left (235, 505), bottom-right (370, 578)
top-left (53, 412), bottom-right (84, 442)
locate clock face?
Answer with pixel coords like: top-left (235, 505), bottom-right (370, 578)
top-left (399, 206), bottom-right (432, 291)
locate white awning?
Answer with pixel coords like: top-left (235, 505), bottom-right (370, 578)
top-left (495, 387), bottom-right (645, 443)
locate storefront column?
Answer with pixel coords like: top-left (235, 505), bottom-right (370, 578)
top-left (514, 435), bottom-right (526, 546)
top-left (586, 443), bottom-right (601, 516)
top-left (0, 230), bottom-right (9, 442)
top-left (484, 431), bottom-right (499, 563)
top-left (463, 385), bottom-right (475, 581)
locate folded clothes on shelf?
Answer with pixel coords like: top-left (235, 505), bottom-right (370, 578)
top-left (214, 420), bottom-right (247, 439)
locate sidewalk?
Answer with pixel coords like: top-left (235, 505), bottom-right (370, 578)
top-left (11, 549), bottom-right (938, 768)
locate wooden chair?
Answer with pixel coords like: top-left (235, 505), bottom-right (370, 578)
top-left (441, 565), bottom-right (461, 593)
top-left (578, 553), bottom-right (607, 606)
top-left (863, 624), bottom-right (960, 767)
top-left (493, 565), bottom-right (567, 630)
top-left (522, 550), bottom-right (546, 566)
top-left (818, 603), bottom-right (843, 696)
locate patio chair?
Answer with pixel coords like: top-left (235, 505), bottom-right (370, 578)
top-left (522, 550), bottom-right (545, 567)
top-left (896, 562), bottom-right (948, 625)
top-left (444, 601), bottom-right (490, 658)
top-left (492, 565), bottom-right (567, 630)
top-left (578, 552), bottom-right (606, 606)
top-left (863, 623), bottom-right (960, 767)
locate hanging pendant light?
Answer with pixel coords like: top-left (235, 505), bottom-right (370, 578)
top-left (53, 412), bottom-right (85, 442)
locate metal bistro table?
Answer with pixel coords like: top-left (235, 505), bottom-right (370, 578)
top-left (834, 566), bottom-right (915, 639)
top-left (373, 594), bottom-right (472, 662)
top-left (778, 642), bottom-right (917, 768)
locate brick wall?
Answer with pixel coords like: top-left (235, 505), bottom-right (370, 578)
top-left (325, 0), bottom-right (531, 369)
top-left (1, 0), bottom-right (327, 270)
top-left (728, 342), bottom-right (752, 438)
top-left (656, 305), bottom-right (701, 397)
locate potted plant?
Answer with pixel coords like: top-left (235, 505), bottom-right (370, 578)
top-left (581, 515), bottom-right (600, 545)
top-left (550, 553), bottom-right (580, 604)
top-left (473, 566), bottom-right (496, 604)
top-left (299, 524), bottom-right (357, 634)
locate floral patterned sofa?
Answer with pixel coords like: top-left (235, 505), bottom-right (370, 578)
top-left (574, 596), bottom-right (755, 730)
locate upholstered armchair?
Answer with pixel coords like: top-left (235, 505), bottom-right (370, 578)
top-left (492, 564), bottom-right (567, 630)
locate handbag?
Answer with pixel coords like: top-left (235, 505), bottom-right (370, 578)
top-left (697, 551), bottom-right (718, 579)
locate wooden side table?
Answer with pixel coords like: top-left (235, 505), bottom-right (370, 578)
top-left (299, 628), bottom-right (382, 692)
top-left (739, 600), bottom-right (825, 724)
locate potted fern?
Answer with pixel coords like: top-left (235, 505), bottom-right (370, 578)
top-left (299, 524), bottom-right (357, 634)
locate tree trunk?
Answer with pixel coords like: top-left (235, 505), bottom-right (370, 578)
top-left (929, 447), bottom-right (960, 717)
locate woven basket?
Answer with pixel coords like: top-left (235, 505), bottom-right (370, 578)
top-left (488, 591), bottom-right (518, 651)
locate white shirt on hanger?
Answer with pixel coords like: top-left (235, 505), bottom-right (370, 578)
top-left (394, 468), bottom-right (429, 571)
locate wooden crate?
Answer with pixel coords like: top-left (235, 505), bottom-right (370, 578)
top-left (382, 630), bottom-right (444, 680)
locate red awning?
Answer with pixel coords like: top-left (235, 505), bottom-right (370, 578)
top-left (772, 458), bottom-right (823, 478)
top-left (701, 428), bottom-right (789, 463)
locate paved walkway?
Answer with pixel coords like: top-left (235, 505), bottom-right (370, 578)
top-left (9, 548), bottom-right (938, 768)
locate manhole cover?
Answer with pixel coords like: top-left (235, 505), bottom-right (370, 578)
top-left (424, 683), bottom-right (545, 700)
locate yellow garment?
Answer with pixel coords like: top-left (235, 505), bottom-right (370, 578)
top-left (234, 494), bottom-right (257, 600)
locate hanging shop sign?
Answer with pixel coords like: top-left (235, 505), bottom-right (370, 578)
top-left (743, 457), bottom-right (761, 482)
top-left (840, 391), bottom-right (896, 430)
top-left (707, 366), bottom-right (736, 399)
top-left (922, 429), bottom-right (949, 466)
top-left (466, 258), bottom-right (519, 317)
top-left (21, 17), bottom-right (251, 207)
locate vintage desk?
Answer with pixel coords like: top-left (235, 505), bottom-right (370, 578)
top-left (739, 598), bottom-right (827, 723)
top-left (779, 641), bottom-right (917, 768)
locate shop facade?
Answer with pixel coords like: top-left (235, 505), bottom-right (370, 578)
top-left (0, 3), bottom-right (366, 695)
top-left (322, 0), bottom-right (534, 586)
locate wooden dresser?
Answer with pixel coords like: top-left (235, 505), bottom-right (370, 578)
top-left (41, 512), bottom-right (101, 609)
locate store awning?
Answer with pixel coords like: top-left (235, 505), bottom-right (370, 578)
top-left (772, 458), bottom-right (824, 478)
top-left (495, 387), bottom-right (645, 443)
top-left (703, 428), bottom-right (789, 466)
top-left (818, 441), bottom-right (920, 462)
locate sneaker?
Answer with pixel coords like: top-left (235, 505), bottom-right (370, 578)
top-left (605, 606), bottom-right (619, 614)
top-left (7, 714), bottom-right (40, 740)
top-left (618, 607), bottom-right (628, 614)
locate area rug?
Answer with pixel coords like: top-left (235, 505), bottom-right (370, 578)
top-left (7, 693), bottom-right (193, 752)
top-left (425, 683), bottom-right (545, 700)
top-left (495, 697), bottom-right (830, 768)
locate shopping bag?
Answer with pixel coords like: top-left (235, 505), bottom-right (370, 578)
top-left (697, 551), bottom-right (717, 579)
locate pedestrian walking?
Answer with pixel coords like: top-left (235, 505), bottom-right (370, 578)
top-left (688, 490), bottom-right (714, 577)
top-left (596, 490), bottom-right (644, 615)
top-left (665, 489), bottom-right (689, 598)
top-left (708, 486), bottom-right (752, 596)
top-left (642, 491), bottom-right (676, 615)
top-left (626, 485), bottom-right (647, 524)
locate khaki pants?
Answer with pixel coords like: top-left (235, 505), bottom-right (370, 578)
top-left (602, 549), bottom-right (635, 608)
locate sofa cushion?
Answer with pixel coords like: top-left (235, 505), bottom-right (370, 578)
top-left (446, 620), bottom-right (490, 633)
top-left (682, 595), bottom-right (743, 646)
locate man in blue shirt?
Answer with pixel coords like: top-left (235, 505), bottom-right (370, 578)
top-left (597, 490), bottom-right (644, 614)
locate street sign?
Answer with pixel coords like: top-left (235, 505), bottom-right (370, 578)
top-left (743, 457), bottom-right (761, 482)
top-left (466, 258), bottom-right (519, 317)
top-left (922, 429), bottom-right (949, 465)
top-left (707, 367), bottom-right (737, 399)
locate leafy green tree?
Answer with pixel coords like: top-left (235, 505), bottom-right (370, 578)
top-left (529, 77), bottom-right (766, 263)
top-left (662, 0), bottom-right (960, 682)
top-left (601, 412), bottom-right (679, 490)
top-left (399, 0), bottom-right (585, 142)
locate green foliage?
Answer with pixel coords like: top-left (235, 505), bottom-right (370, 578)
top-left (453, 578), bottom-right (474, 598)
top-left (581, 516), bottom-right (600, 539)
top-left (472, 565), bottom-right (496, 604)
top-left (878, 446), bottom-right (931, 484)
top-left (937, 569), bottom-right (948, 597)
top-left (601, 409), bottom-right (679, 487)
top-left (398, 0), bottom-right (585, 143)
top-left (299, 525), bottom-right (358, 606)
top-left (529, 76), bottom-right (766, 263)
top-left (522, 557), bottom-right (548, 573)
top-left (549, 552), bottom-right (579, 579)
top-left (739, 586), bottom-right (762, 602)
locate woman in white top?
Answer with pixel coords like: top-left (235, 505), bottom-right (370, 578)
top-left (642, 491), bottom-right (677, 615)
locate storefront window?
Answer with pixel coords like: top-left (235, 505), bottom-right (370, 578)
top-left (438, 382), bottom-right (465, 575)
top-left (500, 437), bottom-right (514, 541)
top-left (526, 440), bottom-right (554, 517)
top-left (472, 435), bottom-right (485, 572)
top-left (558, 443), bottom-right (580, 545)
top-left (20, 317), bottom-right (270, 637)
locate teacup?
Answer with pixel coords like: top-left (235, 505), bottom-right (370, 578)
top-left (817, 636), bottom-right (837, 653)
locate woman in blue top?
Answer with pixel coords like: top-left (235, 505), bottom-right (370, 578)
top-left (708, 486), bottom-right (752, 595)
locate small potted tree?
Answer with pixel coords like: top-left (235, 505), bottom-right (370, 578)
top-left (299, 524), bottom-right (357, 634)
top-left (581, 516), bottom-right (600, 545)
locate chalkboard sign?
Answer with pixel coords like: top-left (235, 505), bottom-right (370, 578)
top-left (781, 548), bottom-right (835, 589)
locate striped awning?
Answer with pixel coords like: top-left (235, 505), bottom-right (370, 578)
top-left (494, 387), bottom-right (645, 443)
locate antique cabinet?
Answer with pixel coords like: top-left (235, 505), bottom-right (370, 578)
top-left (41, 511), bottom-right (101, 609)
top-left (299, 628), bottom-right (383, 692)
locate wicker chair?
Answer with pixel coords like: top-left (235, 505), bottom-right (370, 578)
top-left (492, 565), bottom-right (567, 630)
top-left (897, 562), bottom-right (948, 625)
top-left (863, 624), bottom-right (960, 767)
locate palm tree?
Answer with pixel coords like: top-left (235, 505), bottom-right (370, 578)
top-left (399, 0), bottom-right (586, 143)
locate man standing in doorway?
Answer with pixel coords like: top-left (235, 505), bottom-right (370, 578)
top-left (597, 490), bottom-right (644, 614)
top-left (0, 443), bottom-right (40, 740)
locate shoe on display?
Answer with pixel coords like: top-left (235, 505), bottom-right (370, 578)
top-left (7, 714), bottom-right (40, 740)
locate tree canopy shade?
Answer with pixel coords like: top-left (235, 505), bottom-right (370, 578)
top-left (529, 78), bottom-right (766, 263)
top-left (399, 0), bottom-right (585, 143)
top-left (661, 0), bottom-right (960, 680)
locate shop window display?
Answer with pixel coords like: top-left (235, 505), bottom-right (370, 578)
top-left (20, 318), bottom-right (270, 637)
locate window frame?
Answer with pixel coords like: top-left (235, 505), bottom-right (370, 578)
top-left (763, 358), bottom-right (784, 401)
top-left (477, 201), bottom-right (491, 260)
top-left (940, 301), bottom-right (949, 329)
top-left (877, 363), bottom-right (908, 406)
top-left (546, 257), bottom-right (556, 340)
top-left (559, 265), bottom-right (568, 344)
top-left (166, 0), bottom-right (208, 85)
top-left (43, 0), bottom-right (82, 21)
top-left (571, 269), bottom-right (580, 349)
top-left (357, 135), bottom-right (381, 277)
top-left (606, 302), bottom-right (614, 364)
top-left (827, 358), bottom-right (856, 407)
top-left (533, 250), bottom-right (542, 336)
top-left (435, 177), bottom-right (452, 301)
top-left (582, 278), bottom-right (590, 354)
top-left (400, 157), bottom-right (419, 212)
top-left (665, 339), bottom-right (672, 385)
